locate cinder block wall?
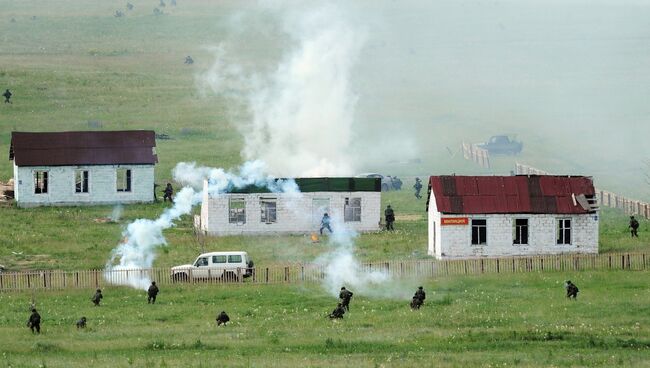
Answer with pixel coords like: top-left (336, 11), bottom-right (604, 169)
top-left (429, 212), bottom-right (598, 259)
top-left (201, 191), bottom-right (381, 236)
top-left (14, 163), bottom-right (154, 207)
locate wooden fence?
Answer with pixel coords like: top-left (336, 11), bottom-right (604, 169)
top-left (462, 142), bottom-right (491, 168)
top-left (1, 252), bottom-right (648, 292)
top-left (515, 163), bottom-right (650, 219)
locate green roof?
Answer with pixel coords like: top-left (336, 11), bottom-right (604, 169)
top-left (227, 177), bottom-right (381, 194)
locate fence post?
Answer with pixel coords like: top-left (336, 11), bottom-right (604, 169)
top-left (301, 266), bottom-right (305, 281)
top-left (284, 267), bottom-right (289, 282)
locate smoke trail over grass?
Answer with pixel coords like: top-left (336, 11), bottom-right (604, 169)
top-left (104, 161), bottom-right (297, 290)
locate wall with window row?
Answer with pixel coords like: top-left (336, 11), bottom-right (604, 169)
top-left (199, 189), bottom-right (382, 236)
top-left (13, 163), bottom-right (154, 207)
top-left (428, 200), bottom-right (599, 258)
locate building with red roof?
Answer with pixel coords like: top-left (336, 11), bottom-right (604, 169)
top-left (10, 131), bottom-right (157, 207)
top-left (427, 175), bottom-right (599, 258)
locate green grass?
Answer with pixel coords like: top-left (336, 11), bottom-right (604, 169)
top-left (0, 186), bottom-right (648, 271)
top-left (0, 270), bottom-right (648, 367)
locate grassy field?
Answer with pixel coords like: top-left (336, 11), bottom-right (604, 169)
top-left (0, 2), bottom-right (649, 366)
top-left (0, 270), bottom-right (649, 367)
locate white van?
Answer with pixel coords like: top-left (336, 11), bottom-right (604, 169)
top-left (171, 251), bottom-right (253, 282)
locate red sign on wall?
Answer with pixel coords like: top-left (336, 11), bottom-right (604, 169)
top-left (441, 217), bottom-right (469, 225)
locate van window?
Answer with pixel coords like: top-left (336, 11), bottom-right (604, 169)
top-left (228, 255), bottom-right (242, 263)
top-left (212, 255), bottom-right (227, 264)
top-left (195, 257), bottom-right (208, 267)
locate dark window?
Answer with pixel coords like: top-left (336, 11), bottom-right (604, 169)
top-left (75, 170), bottom-right (89, 193)
top-left (194, 257), bottom-right (208, 267)
top-left (557, 218), bottom-right (571, 244)
top-left (229, 198), bottom-right (246, 224)
top-left (471, 219), bottom-right (487, 245)
top-left (513, 218), bottom-right (528, 245)
top-left (34, 171), bottom-right (48, 194)
top-left (116, 169), bottom-right (131, 192)
top-left (344, 197), bottom-right (362, 222)
top-left (228, 255), bottom-right (242, 263)
top-left (260, 198), bottom-right (277, 223)
top-left (212, 255), bottom-right (227, 264)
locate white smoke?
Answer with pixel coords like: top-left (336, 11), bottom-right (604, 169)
top-left (104, 161), bottom-right (297, 290)
top-left (109, 204), bottom-right (123, 222)
top-left (315, 219), bottom-right (391, 298)
top-left (202, 4), bottom-right (365, 177)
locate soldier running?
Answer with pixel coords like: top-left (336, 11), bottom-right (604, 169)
top-left (411, 286), bottom-right (426, 309)
top-left (92, 288), bottom-right (103, 306)
top-left (147, 281), bottom-right (159, 304)
top-left (339, 287), bottom-right (353, 311)
top-left (27, 308), bottom-right (41, 334)
top-left (3, 89), bottom-right (12, 104)
top-left (629, 216), bottom-right (640, 238)
top-left (413, 177), bottom-right (423, 199)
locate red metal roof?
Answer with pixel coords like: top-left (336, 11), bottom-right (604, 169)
top-left (428, 175), bottom-right (596, 214)
top-left (10, 131), bottom-right (158, 166)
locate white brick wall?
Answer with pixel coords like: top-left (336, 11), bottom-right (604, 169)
top-left (201, 190), bottom-right (381, 236)
top-left (428, 195), bottom-right (599, 259)
top-left (14, 163), bottom-right (154, 207)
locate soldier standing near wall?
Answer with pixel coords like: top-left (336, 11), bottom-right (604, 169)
top-left (385, 205), bottom-right (395, 231)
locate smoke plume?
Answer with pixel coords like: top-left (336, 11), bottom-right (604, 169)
top-left (202, 4), bottom-right (365, 177)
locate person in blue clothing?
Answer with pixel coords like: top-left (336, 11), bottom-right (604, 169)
top-left (320, 213), bottom-right (333, 235)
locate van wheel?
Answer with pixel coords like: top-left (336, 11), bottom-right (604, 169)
top-left (172, 273), bottom-right (188, 283)
top-left (222, 272), bottom-right (238, 283)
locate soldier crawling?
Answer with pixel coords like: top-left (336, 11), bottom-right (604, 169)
top-left (92, 288), bottom-right (103, 306)
top-left (565, 280), bottom-right (579, 299)
top-left (76, 316), bottom-right (87, 329)
top-left (147, 281), bottom-right (159, 304)
top-left (339, 287), bottom-right (353, 311)
top-left (216, 311), bottom-right (230, 326)
top-left (410, 286), bottom-right (426, 309)
top-left (27, 308), bottom-right (41, 334)
top-left (329, 303), bottom-right (345, 319)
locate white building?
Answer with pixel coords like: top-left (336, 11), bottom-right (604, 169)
top-left (427, 175), bottom-right (599, 259)
top-left (10, 131), bottom-right (157, 207)
top-left (198, 177), bottom-right (382, 236)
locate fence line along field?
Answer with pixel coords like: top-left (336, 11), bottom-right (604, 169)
top-left (2, 252), bottom-right (648, 292)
